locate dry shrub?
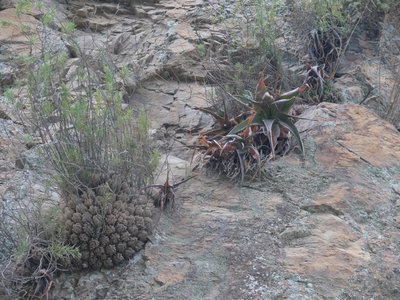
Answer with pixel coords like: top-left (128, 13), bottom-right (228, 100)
top-left (0, 187), bottom-right (79, 299)
top-left (284, 0), bottom-right (396, 77)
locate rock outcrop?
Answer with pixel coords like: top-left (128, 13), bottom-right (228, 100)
top-left (51, 103), bottom-right (400, 300)
top-left (1, 0), bottom-right (399, 299)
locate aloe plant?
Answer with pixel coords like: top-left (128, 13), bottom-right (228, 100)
top-left (195, 68), bottom-right (313, 181)
top-left (229, 72), bottom-right (308, 157)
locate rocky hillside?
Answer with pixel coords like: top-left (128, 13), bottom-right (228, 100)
top-left (1, 0), bottom-right (399, 299)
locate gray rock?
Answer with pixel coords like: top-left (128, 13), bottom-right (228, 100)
top-left (15, 145), bottom-right (47, 171)
top-left (0, 62), bottom-right (15, 88)
top-left (0, 109), bottom-right (11, 120)
top-left (0, 0), bottom-right (15, 10)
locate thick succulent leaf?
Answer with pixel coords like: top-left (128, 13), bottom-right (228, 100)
top-left (194, 107), bottom-right (225, 121)
top-left (276, 87), bottom-right (300, 100)
top-left (228, 119), bottom-right (248, 135)
top-left (241, 90), bottom-right (255, 103)
top-left (305, 65), bottom-right (324, 94)
top-left (222, 134), bottom-right (244, 141)
top-left (272, 122), bottom-right (281, 143)
top-left (273, 97), bottom-right (296, 114)
top-left (228, 111), bottom-right (266, 135)
top-left (263, 118), bottom-right (275, 131)
top-left (236, 149), bottom-right (245, 182)
top-left (202, 128), bottom-right (229, 139)
top-left (229, 94), bottom-right (253, 110)
top-left (255, 72), bottom-right (267, 102)
top-left (277, 84), bottom-right (309, 100)
top-left (253, 101), bottom-right (271, 115)
top-left (194, 107), bottom-right (232, 129)
top-left (251, 113), bottom-right (265, 126)
top-left (221, 141), bottom-right (238, 154)
top-left (248, 145), bottom-right (262, 177)
top-left (263, 119), bottom-right (277, 158)
top-left (278, 116), bottom-right (304, 154)
top-left (247, 146), bottom-right (261, 162)
top-left (262, 91), bottom-right (274, 103)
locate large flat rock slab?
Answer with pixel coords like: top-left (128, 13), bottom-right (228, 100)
top-left (297, 103), bottom-right (400, 169)
top-left (52, 103), bottom-right (400, 299)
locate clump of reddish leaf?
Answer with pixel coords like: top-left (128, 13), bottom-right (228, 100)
top-left (194, 67), bottom-right (316, 181)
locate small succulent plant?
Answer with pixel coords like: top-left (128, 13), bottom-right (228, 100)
top-left (194, 67), bottom-right (314, 181)
top-left (229, 71), bottom-right (309, 156)
top-left (61, 174), bottom-right (153, 270)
